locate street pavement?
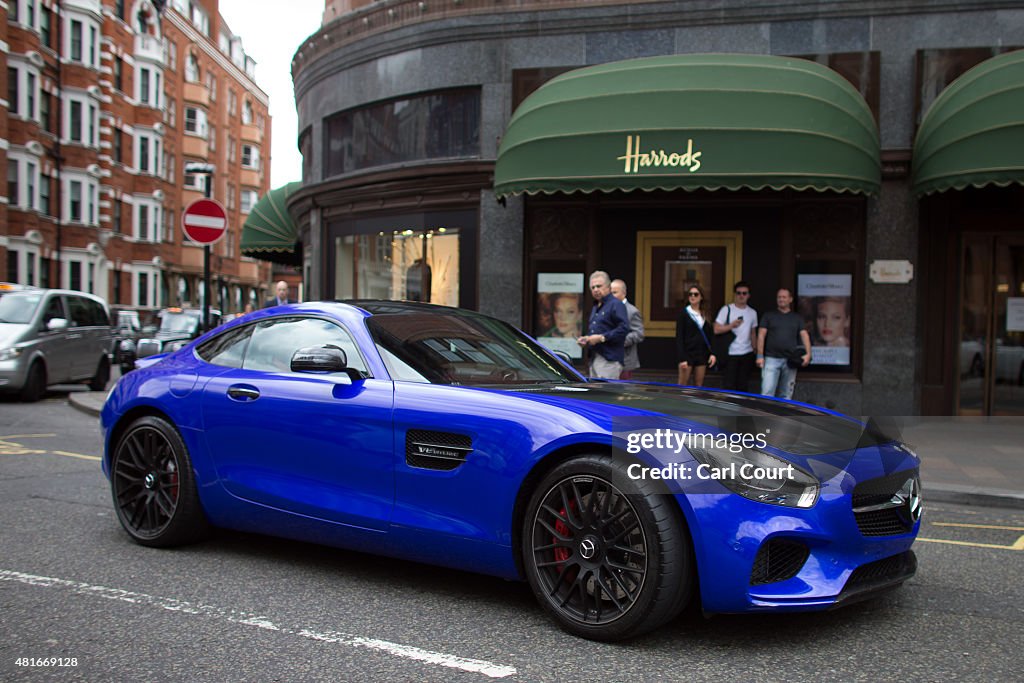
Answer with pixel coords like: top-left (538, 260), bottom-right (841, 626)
top-left (67, 379), bottom-right (1024, 510)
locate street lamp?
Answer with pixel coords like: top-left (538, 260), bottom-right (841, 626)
top-left (184, 162), bottom-right (216, 331)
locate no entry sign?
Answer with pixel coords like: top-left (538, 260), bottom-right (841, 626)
top-left (182, 198), bottom-right (228, 245)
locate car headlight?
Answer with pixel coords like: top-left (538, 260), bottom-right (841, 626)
top-left (0, 346), bottom-right (24, 362)
top-left (687, 444), bottom-right (819, 508)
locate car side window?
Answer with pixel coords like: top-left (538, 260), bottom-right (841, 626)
top-left (66, 296), bottom-right (92, 327)
top-left (196, 325), bottom-right (253, 369)
top-left (42, 296), bottom-right (64, 324)
top-left (243, 317), bottom-right (368, 375)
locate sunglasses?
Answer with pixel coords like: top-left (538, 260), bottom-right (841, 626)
top-left (687, 291), bottom-right (701, 297)
top-left (735, 291), bottom-right (750, 296)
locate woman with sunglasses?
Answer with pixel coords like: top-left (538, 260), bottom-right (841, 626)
top-left (675, 283), bottom-right (716, 386)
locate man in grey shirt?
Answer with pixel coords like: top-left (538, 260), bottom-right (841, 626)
top-left (756, 288), bottom-right (811, 400)
top-left (611, 279), bottom-right (645, 379)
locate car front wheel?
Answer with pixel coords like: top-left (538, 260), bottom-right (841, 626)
top-left (110, 416), bottom-right (210, 547)
top-left (522, 455), bottom-right (693, 641)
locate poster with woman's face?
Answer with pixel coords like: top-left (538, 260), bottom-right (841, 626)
top-left (798, 274), bottom-right (852, 366)
top-left (536, 273), bottom-right (585, 359)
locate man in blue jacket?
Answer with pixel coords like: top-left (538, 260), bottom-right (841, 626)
top-left (578, 270), bottom-right (630, 379)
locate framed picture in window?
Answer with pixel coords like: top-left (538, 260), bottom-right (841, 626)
top-left (635, 231), bottom-right (743, 338)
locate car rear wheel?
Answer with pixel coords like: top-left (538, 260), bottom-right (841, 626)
top-left (88, 356), bottom-right (110, 391)
top-left (111, 416), bottom-right (210, 547)
top-left (522, 455), bottom-right (692, 641)
top-left (19, 361), bottom-right (46, 402)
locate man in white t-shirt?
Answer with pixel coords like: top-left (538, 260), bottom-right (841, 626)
top-left (713, 281), bottom-right (758, 392)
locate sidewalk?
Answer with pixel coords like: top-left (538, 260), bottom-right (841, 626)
top-left (68, 392), bottom-right (1024, 510)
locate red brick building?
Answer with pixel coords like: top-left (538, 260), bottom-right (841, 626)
top-left (3, 0), bottom-right (272, 314)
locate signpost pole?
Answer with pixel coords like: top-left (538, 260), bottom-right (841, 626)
top-left (202, 174), bottom-right (211, 332)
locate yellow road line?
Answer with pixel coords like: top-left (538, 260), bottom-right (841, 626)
top-left (51, 451), bottom-right (102, 462)
top-left (0, 434), bottom-right (57, 439)
top-left (932, 522), bottom-right (1024, 532)
top-left (917, 537), bottom-right (1022, 551)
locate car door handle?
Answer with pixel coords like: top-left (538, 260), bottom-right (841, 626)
top-left (227, 385), bottom-right (260, 402)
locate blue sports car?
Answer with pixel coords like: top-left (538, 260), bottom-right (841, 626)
top-left (102, 301), bottom-right (921, 641)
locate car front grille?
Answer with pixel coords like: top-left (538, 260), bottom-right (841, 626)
top-left (750, 538), bottom-right (810, 585)
top-left (136, 340), bottom-right (162, 357)
top-left (840, 550), bottom-right (917, 600)
top-left (852, 469), bottom-right (921, 537)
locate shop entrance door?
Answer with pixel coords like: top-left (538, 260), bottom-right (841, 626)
top-left (957, 234), bottom-right (1024, 416)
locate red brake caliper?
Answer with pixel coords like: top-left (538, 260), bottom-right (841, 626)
top-left (552, 500), bottom-right (577, 566)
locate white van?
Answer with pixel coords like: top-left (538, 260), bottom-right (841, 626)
top-left (0, 288), bottom-right (113, 401)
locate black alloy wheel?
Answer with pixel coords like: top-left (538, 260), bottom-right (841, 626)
top-left (523, 455), bottom-right (692, 641)
top-left (111, 416), bottom-right (209, 547)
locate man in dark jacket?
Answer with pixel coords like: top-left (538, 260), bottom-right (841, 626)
top-left (263, 281), bottom-right (294, 308)
top-left (578, 270), bottom-right (630, 379)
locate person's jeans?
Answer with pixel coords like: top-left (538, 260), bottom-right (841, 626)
top-left (760, 356), bottom-right (797, 399)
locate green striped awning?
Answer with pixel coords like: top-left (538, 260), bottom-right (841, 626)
top-left (241, 182), bottom-right (301, 265)
top-left (494, 53), bottom-right (881, 197)
top-left (913, 50), bottom-right (1024, 196)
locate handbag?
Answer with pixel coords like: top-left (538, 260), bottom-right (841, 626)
top-left (712, 305), bottom-right (736, 369)
top-left (785, 346), bottom-right (806, 368)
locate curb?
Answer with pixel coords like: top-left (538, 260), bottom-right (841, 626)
top-left (68, 392), bottom-right (103, 418)
top-left (923, 484), bottom-right (1024, 511)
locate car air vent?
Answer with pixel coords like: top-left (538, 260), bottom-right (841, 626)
top-left (852, 469), bottom-right (921, 537)
top-left (405, 430), bottom-right (473, 471)
top-left (750, 538), bottom-right (809, 585)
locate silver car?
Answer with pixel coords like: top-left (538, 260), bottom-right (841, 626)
top-left (0, 288), bottom-right (113, 401)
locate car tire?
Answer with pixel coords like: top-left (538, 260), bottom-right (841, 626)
top-left (89, 356), bottom-right (110, 391)
top-left (19, 361), bottom-right (47, 402)
top-left (522, 454), bottom-right (693, 641)
top-left (110, 416), bottom-right (211, 548)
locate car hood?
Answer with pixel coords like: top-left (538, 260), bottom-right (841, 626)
top-left (500, 381), bottom-right (896, 457)
top-left (0, 323), bottom-right (30, 347)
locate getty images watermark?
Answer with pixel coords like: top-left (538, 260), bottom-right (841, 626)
top-left (623, 428), bottom-right (795, 481)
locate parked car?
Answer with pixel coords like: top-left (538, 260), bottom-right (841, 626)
top-left (111, 309), bottom-right (145, 375)
top-left (0, 288), bottom-right (112, 401)
top-left (134, 307), bottom-right (222, 361)
top-left (102, 301), bottom-right (920, 641)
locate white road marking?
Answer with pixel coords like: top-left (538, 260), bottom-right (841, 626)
top-left (0, 569), bottom-right (517, 678)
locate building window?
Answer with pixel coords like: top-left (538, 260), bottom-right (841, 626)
top-left (116, 0), bottom-right (125, 19)
top-left (166, 97), bottom-right (177, 128)
top-left (241, 144), bottom-right (259, 169)
top-left (228, 137), bottom-right (237, 163)
top-left (184, 166), bottom-right (205, 191)
top-left (242, 99), bottom-right (253, 124)
top-left (138, 204), bottom-right (149, 241)
top-left (114, 129), bottom-right (123, 163)
top-left (299, 127), bottom-right (312, 182)
top-left (209, 125), bottom-right (216, 152)
top-left (114, 57), bottom-right (123, 91)
top-left (63, 174), bottom-right (98, 225)
top-left (26, 162), bottom-right (36, 211)
top-left (69, 100), bottom-right (82, 142)
top-left (168, 42), bottom-right (177, 71)
top-left (113, 199), bottom-right (122, 233)
top-left (139, 136), bottom-right (150, 173)
top-left (89, 25), bottom-right (97, 66)
top-left (140, 68), bottom-right (150, 104)
top-left (7, 68), bottom-right (18, 116)
top-left (324, 88), bottom-right (481, 177)
top-left (184, 106), bottom-right (208, 137)
top-left (138, 273), bottom-right (149, 307)
top-left (70, 261), bottom-right (82, 292)
top-left (240, 189), bottom-right (258, 214)
top-left (135, 132), bottom-right (161, 175)
top-left (26, 73), bottom-right (36, 120)
top-left (228, 89), bottom-right (237, 116)
top-left (39, 175), bottom-right (50, 216)
top-left (70, 181), bottom-right (82, 221)
top-left (70, 20), bottom-right (83, 61)
top-left (40, 92), bottom-right (50, 132)
top-left (40, 8), bottom-right (52, 47)
top-left (205, 71), bottom-right (217, 100)
top-left (7, 161), bottom-right (19, 208)
top-left (185, 52), bottom-right (199, 82)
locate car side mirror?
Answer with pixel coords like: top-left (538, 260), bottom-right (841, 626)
top-left (47, 318), bottom-right (69, 331)
top-left (550, 349), bottom-right (572, 365)
top-left (291, 345), bottom-right (364, 381)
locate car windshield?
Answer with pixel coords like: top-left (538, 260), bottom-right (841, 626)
top-left (364, 306), bottom-right (580, 386)
top-left (0, 292), bottom-right (42, 324)
top-left (159, 312), bottom-right (199, 334)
